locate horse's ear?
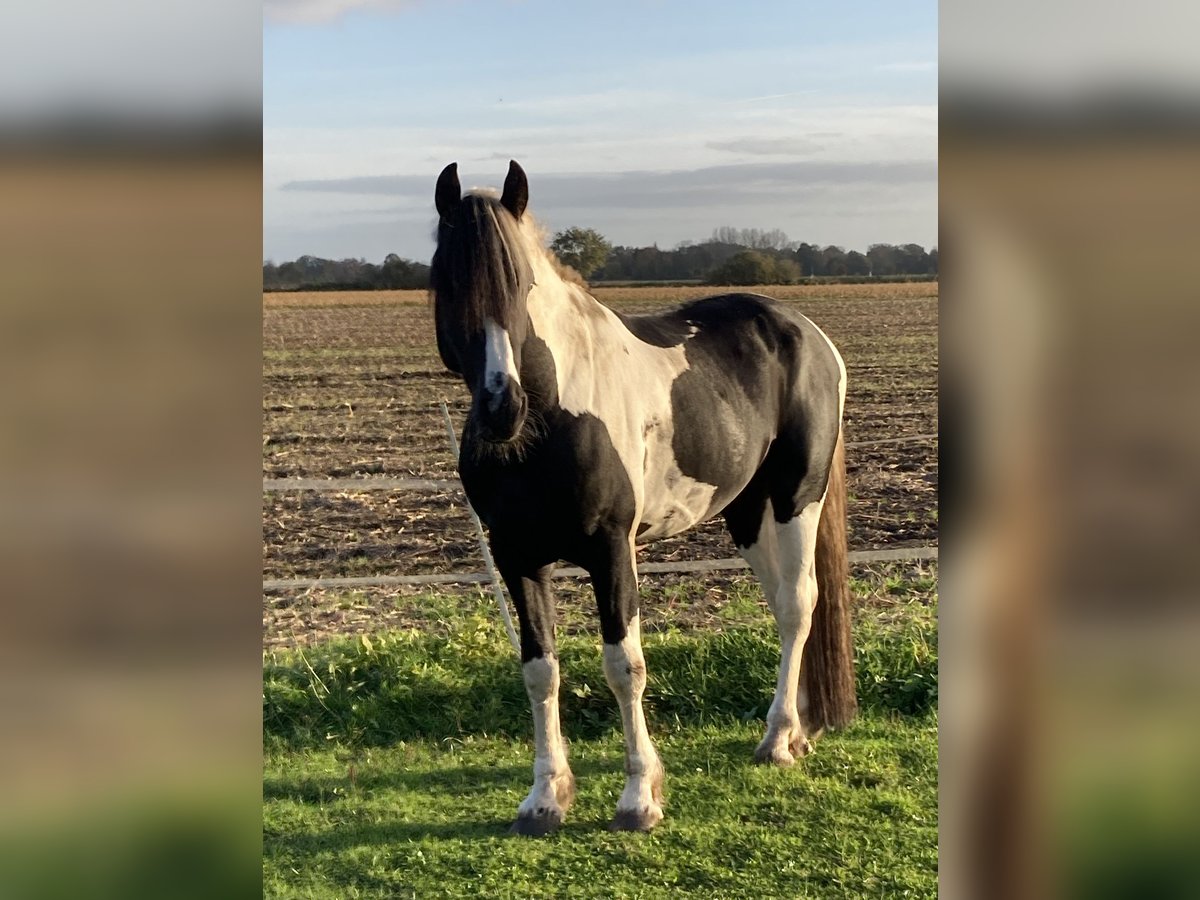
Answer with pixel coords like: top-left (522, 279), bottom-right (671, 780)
top-left (500, 160), bottom-right (528, 220)
top-left (435, 162), bottom-right (460, 220)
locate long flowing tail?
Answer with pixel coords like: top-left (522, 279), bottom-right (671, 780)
top-left (802, 430), bottom-right (858, 732)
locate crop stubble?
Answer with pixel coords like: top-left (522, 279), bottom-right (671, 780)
top-left (264, 283), bottom-right (937, 645)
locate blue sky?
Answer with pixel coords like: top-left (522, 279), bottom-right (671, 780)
top-left (264, 0), bottom-right (937, 263)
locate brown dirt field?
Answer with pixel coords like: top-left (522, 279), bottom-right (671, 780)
top-left (263, 283), bottom-right (937, 645)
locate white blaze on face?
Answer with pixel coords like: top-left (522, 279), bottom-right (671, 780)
top-left (482, 317), bottom-right (520, 403)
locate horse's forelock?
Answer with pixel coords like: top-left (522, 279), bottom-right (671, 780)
top-left (431, 193), bottom-right (534, 333)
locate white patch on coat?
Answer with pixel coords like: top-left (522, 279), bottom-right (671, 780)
top-left (517, 655), bottom-right (572, 817)
top-left (601, 613), bottom-right (664, 823)
top-left (521, 253), bottom-right (717, 539)
top-left (737, 505), bottom-right (781, 612)
top-left (482, 317), bottom-right (520, 398)
top-left (756, 499), bottom-right (823, 763)
top-left (799, 312), bottom-right (847, 419)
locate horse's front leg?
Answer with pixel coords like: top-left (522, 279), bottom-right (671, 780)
top-left (592, 532), bottom-right (664, 832)
top-left (497, 561), bottom-right (575, 836)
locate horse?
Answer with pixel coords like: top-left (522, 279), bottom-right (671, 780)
top-left (430, 160), bottom-right (856, 835)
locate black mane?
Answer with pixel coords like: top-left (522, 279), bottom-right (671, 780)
top-left (430, 193), bottom-right (533, 332)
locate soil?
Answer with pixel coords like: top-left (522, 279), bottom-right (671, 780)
top-left (263, 283), bottom-right (938, 647)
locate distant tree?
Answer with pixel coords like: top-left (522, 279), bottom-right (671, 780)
top-left (380, 252), bottom-right (429, 289)
top-left (792, 242), bottom-right (822, 277)
top-left (898, 243), bottom-right (931, 275)
top-left (845, 250), bottom-right (871, 276)
top-left (550, 227), bottom-right (612, 278)
top-left (821, 245), bottom-right (848, 277)
top-left (710, 226), bottom-right (791, 250)
top-left (867, 243), bottom-right (903, 276)
top-left (772, 257), bottom-right (803, 283)
top-left (706, 250), bottom-right (800, 285)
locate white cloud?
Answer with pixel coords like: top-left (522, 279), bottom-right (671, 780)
top-left (733, 91), bottom-right (821, 104)
top-left (875, 61), bottom-right (938, 72)
top-left (707, 137), bottom-right (825, 156)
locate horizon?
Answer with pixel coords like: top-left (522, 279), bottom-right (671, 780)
top-left (265, 0), bottom-right (937, 263)
top-left (262, 229), bottom-right (939, 267)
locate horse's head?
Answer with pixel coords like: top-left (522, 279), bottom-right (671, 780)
top-left (430, 160), bottom-right (534, 445)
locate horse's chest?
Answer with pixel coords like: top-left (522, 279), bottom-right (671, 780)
top-left (459, 413), bottom-right (639, 542)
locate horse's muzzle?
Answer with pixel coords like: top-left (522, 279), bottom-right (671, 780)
top-left (476, 381), bottom-right (528, 444)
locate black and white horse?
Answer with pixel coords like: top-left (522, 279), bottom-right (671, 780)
top-left (430, 161), bottom-right (856, 835)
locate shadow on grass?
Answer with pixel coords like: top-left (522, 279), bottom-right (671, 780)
top-left (264, 759), bottom-right (532, 804)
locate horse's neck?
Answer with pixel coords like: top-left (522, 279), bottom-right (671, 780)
top-left (527, 254), bottom-right (617, 344)
top-left (521, 258), bottom-right (624, 409)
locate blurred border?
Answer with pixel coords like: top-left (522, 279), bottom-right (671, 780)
top-left (941, 58), bottom-right (1200, 900)
top-left (0, 6), bottom-right (262, 897)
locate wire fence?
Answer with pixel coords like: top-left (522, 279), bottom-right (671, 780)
top-left (261, 432), bottom-right (938, 495)
top-left (262, 545), bottom-right (938, 593)
top-left (262, 416), bottom-right (937, 596)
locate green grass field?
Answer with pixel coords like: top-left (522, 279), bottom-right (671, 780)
top-left (263, 581), bottom-right (937, 898)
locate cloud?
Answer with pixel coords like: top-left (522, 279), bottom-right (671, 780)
top-left (875, 61), bottom-right (938, 72)
top-left (280, 159), bottom-right (937, 210)
top-left (733, 91), bottom-right (821, 104)
top-left (706, 137), bottom-right (825, 156)
top-left (264, 0), bottom-right (419, 24)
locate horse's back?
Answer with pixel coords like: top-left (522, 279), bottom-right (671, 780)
top-left (625, 292), bottom-right (844, 536)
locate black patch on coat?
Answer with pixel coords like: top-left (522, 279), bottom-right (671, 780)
top-left (622, 293), bottom-right (843, 536)
top-left (459, 330), bottom-right (641, 653)
top-left (615, 311), bottom-right (692, 348)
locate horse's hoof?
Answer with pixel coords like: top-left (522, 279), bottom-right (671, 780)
top-left (789, 734), bottom-right (813, 757)
top-left (555, 771), bottom-right (577, 811)
top-left (754, 743), bottom-right (796, 767)
top-left (608, 806), bottom-right (663, 832)
top-left (509, 808), bottom-right (564, 837)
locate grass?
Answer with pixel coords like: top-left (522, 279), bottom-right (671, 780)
top-left (263, 597), bottom-right (936, 748)
top-left (263, 595), bottom-right (937, 897)
top-left (264, 716), bottom-right (936, 898)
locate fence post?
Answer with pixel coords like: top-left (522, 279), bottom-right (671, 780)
top-left (439, 401), bottom-right (521, 653)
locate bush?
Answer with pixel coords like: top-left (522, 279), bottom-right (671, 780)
top-left (706, 251), bottom-right (801, 285)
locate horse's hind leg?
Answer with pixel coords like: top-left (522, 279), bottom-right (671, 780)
top-left (592, 530), bottom-right (664, 832)
top-left (725, 478), bottom-right (781, 616)
top-left (727, 476), bottom-right (822, 766)
top-left (755, 497), bottom-right (824, 765)
top-left (496, 562), bottom-right (575, 836)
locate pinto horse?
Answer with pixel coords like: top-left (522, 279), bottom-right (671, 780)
top-left (430, 161), bottom-right (856, 835)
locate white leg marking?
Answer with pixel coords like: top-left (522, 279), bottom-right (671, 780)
top-left (517, 656), bottom-right (573, 823)
top-left (737, 506), bottom-right (782, 613)
top-left (482, 318), bottom-right (520, 406)
top-left (756, 499), bottom-right (824, 765)
top-left (602, 613), bottom-right (664, 829)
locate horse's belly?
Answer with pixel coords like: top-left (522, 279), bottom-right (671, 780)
top-left (635, 431), bottom-right (732, 544)
top-left (636, 478), bottom-right (716, 543)
top-left (634, 397), bottom-right (765, 544)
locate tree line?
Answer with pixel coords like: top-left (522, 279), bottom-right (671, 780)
top-left (263, 226), bottom-right (936, 291)
top-left (263, 254), bottom-right (430, 291)
top-left (598, 228), bottom-right (937, 283)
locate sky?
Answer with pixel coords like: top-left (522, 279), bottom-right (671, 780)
top-left (263, 0), bottom-right (937, 264)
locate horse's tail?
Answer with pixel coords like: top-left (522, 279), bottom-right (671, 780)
top-left (802, 429), bottom-right (858, 733)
